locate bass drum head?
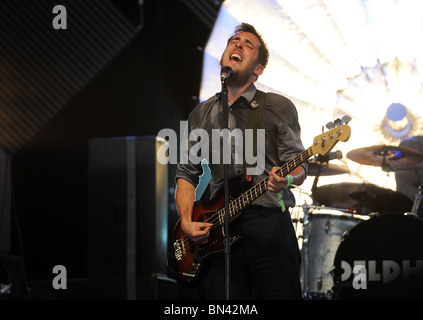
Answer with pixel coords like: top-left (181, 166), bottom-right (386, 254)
top-left (333, 213), bottom-right (423, 300)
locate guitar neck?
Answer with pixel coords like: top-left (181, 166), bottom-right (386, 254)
top-left (214, 120), bottom-right (351, 224)
top-left (224, 146), bottom-right (313, 220)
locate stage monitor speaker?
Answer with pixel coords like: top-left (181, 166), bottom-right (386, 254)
top-left (0, 150), bottom-right (12, 254)
top-left (87, 136), bottom-right (169, 294)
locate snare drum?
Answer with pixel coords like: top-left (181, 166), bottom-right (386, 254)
top-left (301, 207), bottom-right (367, 298)
top-left (332, 213), bottom-right (423, 299)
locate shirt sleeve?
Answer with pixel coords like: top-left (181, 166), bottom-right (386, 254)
top-left (175, 110), bottom-right (204, 187)
top-left (276, 97), bottom-right (309, 176)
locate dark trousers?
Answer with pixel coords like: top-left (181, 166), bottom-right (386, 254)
top-left (205, 206), bottom-right (302, 300)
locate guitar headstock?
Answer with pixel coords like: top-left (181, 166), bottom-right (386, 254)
top-left (311, 116), bottom-right (351, 156)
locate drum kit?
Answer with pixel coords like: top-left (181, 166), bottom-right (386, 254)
top-left (299, 144), bottom-right (423, 300)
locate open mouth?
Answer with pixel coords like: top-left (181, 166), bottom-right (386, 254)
top-left (229, 53), bottom-right (243, 63)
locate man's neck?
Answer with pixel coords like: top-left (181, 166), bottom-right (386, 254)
top-left (227, 81), bottom-right (255, 105)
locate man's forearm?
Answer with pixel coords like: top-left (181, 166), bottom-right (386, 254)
top-left (175, 178), bottom-right (196, 227)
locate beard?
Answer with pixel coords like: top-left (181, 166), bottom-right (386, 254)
top-left (225, 63), bottom-right (257, 88)
top-left (227, 71), bottom-right (251, 87)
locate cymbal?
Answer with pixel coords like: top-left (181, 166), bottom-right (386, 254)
top-left (308, 160), bottom-right (350, 176)
top-left (312, 182), bottom-right (413, 214)
top-left (346, 145), bottom-right (423, 169)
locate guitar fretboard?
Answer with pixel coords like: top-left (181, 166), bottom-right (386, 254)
top-left (215, 146), bottom-right (314, 225)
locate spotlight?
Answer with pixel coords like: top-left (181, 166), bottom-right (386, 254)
top-left (381, 103), bottom-right (412, 141)
top-left (387, 103), bottom-right (409, 131)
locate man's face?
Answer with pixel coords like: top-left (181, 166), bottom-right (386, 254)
top-left (220, 31), bottom-right (264, 85)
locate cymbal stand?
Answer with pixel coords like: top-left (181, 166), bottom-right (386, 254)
top-left (304, 162), bottom-right (323, 298)
top-left (408, 185), bottom-right (423, 217)
top-left (380, 145), bottom-right (394, 174)
top-left (310, 164), bottom-right (321, 195)
top-left (304, 162), bottom-right (322, 297)
top-left (301, 203), bottom-right (311, 298)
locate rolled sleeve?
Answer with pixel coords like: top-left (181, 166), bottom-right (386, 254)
top-left (175, 162), bottom-right (203, 187)
top-left (175, 110), bottom-right (204, 187)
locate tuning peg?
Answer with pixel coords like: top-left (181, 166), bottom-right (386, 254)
top-left (325, 121), bottom-right (335, 130)
top-left (334, 118), bottom-right (342, 126)
top-left (341, 115), bottom-right (351, 124)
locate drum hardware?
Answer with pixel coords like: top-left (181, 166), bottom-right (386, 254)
top-left (309, 205), bottom-right (364, 217)
top-left (406, 184), bottom-right (423, 217)
top-left (301, 203), bottom-right (311, 298)
top-left (308, 151), bottom-right (349, 195)
top-left (301, 143), bottom-right (423, 299)
top-left (300, 142), bottom-right (423, 299)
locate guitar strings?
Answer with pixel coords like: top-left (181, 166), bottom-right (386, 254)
top-left (177, 147), bottom-right (313, 252)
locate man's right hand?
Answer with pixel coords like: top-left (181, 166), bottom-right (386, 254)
top-left (181, 220), bottom-right (213, 245)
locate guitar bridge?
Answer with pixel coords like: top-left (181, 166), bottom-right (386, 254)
top-left (188, 247), bottom-right (205, 277)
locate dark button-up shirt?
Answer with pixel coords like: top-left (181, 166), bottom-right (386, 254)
top-left (176, 84), bottom-right (308, 208)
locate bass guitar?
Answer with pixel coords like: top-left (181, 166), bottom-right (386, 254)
top-left (168, 117), bottom-right (351, 286)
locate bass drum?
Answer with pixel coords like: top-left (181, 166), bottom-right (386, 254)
top-left (332, 213), bottom-right (423, 299)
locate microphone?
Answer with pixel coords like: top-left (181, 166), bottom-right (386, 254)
top-left (316, 150), bottom-right (343, 162)
top-left (220, 66), bottom-right (233, 81)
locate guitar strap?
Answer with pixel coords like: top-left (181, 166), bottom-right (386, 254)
top-left (244, 90), bottom-right (288, 212)
top-left (243, 89), bottom-right (266, 176)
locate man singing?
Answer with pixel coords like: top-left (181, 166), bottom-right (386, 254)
top-left (175, 23), bottom-right (308, 299)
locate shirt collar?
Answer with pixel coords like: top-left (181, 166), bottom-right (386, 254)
top-left (215, 83), bottom-right (257, 105)
top-left (241, 83), bottom-right (257, 104)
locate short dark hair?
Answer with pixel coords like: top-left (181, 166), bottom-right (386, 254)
top-left (228, 23), bottom-right (269, 69)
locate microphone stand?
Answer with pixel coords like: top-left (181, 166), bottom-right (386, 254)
top-left (221, 77), bottom-right (230, 300)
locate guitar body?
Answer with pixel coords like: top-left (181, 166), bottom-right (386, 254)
top-left (168, 176), bottom-right (251, 287)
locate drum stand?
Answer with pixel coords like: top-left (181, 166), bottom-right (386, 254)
top-left (301, 203), bottom-right (311, 299)
top-left (301, 164), bottom-right (327, 299)
top-left (407, 185), bottom-right (423, 217)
